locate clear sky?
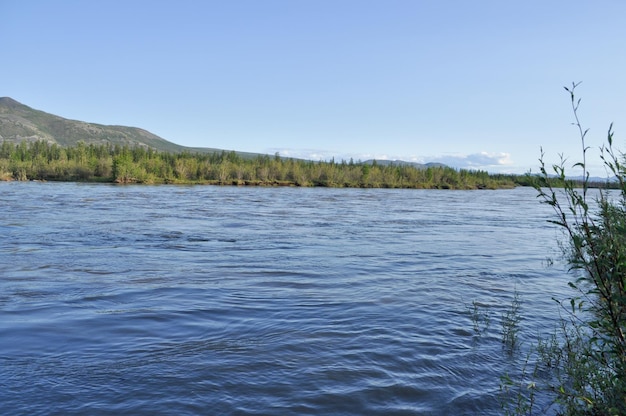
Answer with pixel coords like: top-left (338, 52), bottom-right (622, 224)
top-left (2, 1), bottom-right (625, 175)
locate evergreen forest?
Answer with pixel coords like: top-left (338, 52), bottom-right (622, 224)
top-left (0, 140), bottom-right (523, 189)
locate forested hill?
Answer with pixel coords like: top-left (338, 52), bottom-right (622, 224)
top-left (0, 97), bottom-right (254, 156)
top-left (0, 97), bottom-right (446, 169)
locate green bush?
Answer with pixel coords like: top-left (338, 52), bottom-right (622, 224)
top-left (502, 83), bottom-right (626, 415)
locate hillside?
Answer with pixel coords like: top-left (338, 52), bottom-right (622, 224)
top-left (0, 97), bottom-right (252, 156)
top-left (0, 97), bottom-right (447, 168)
top-left (363, 159), bottom-right (447, 169)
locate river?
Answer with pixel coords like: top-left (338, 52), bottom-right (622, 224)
top-left (0, 182), bottom-right (572, 415)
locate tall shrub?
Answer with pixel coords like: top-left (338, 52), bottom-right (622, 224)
top-left (532, 83), bottom-right (626, 415)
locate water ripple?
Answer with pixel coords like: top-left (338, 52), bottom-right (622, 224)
top-left (0, 183), bottom-right (571, 415)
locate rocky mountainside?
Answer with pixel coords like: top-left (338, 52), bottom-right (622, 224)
top-left (0, 97), bottom-right (228, 154)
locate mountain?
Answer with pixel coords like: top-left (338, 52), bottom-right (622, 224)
top-left (0, 97), bottom-right (447, 167)
top-left (0, 97), bottom-right (255, 156)
top-left (363, 159), bottom-right (447, 169)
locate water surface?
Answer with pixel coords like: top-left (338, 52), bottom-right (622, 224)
top-left (0, 183), bottom-right (570, 415)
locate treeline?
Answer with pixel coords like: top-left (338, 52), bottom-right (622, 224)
top-left (0, 140), bottom-right (519, 189)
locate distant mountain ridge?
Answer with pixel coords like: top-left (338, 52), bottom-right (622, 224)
top-left (363, 159), bottom-right (447, 169)
top-left (0, 97), bottom-right (446, 168)
top-left (0, 97), bottom-right (252, 156)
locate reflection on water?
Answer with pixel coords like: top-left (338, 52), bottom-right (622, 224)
top-left (0, 182), bottom-right (570, 415)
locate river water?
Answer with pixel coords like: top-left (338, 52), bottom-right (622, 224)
top-left (0, 182), bottom-right (573, 415)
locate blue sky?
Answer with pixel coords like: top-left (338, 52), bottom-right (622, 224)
top-left (2, 1), bottom-right (625, 175)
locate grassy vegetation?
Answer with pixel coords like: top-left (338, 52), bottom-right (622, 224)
top-left (498, 83), bottom-right (626, 415)
top-left (0, 139), bottom-right (520, 189)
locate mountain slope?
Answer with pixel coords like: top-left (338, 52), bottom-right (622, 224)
top-left (0, 97), bottom-right (228, 154)
top-left (0, 97), bottom-right (448, 167)
top-left (363, 159), bottom-right (447, 169)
